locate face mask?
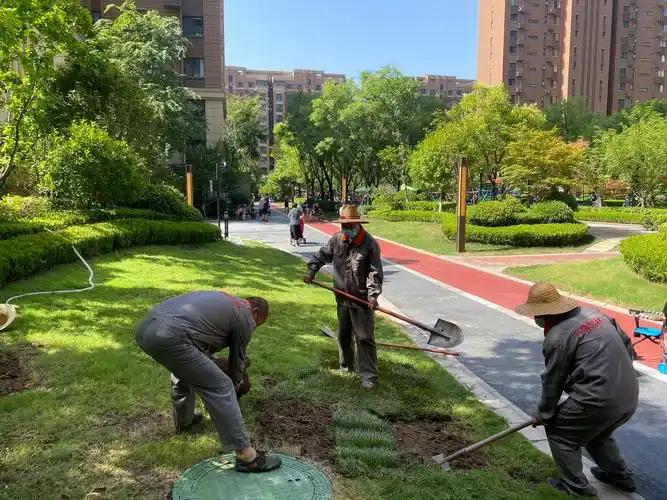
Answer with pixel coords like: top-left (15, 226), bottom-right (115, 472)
top-left (342, 225), bottom-right (360, 239)
top-left (535, 316), bottom-right (546, 328)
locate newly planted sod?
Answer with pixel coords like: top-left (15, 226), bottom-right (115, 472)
top-left (368, 220), bottom-right (594, 255)
top-left (507, 256), bottom-right (667, 312)
top-left (0, 241), bottom-right (563, 499)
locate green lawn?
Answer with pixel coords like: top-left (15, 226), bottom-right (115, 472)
top-left (367, 220), bottom-right (594, 256)
top-left (507, 257), bottom-right (667, 312)
top-left (0, 241), bottom-right (563, 499)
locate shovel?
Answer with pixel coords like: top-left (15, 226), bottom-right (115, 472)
top-left (320, 325), bottom-right (459, 357)
top-left (432, 419), bottom-right (533, 471)
top-left (310, 280), bottom-right (464, 349)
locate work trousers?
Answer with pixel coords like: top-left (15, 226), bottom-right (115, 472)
top-left (545, 397), bottom-right (635, 496)
top-left (135, 316), bottom-right (251, 451)
top-left (337, 304), bottom-right (378, 384)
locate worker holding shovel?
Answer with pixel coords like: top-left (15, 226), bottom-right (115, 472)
top-left (516, 282), bottom-right (638, 496)
top-left (304, 204), bottom-right (383, 389)
top-left (135, 291), bottom-right (281, 473)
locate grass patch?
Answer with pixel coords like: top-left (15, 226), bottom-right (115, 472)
top-left (368, 220), bottom-right (593, 256)
top-left (507, 256), bottom-right (667, 312)
top-left (0, 241), bottom-right (562, 499)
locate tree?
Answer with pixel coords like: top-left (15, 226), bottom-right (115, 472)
top-left (378, 144), bottom-right (410, 192)
top-left (0, 0), bottom-right (91, 190)
top-left (595, 117), bottom-right (667, 206)
top-left (501, 129), bottom-right (586, 198)
top-left (544, 96), bottom-right (597, 141)
top-left (261, 142), bottom-right (304, 199)
top-left (41, 121), bottom-right (146, 208)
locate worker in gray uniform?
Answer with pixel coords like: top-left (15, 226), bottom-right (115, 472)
top-left (135, 290), bottom-right (281, 473)
top-left (516, 282), bottom-right (638, 496)
top-left (304, 205), bottom-right (383, 389)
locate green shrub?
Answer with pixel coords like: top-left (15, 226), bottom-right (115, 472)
top-left (127, 183), bottom-right (202, 221)
top-left (516, 201), bottom-right (574, 224)
top-left (575, 207), bottom-right (667, 229)
top-left (366, 210), bottom-right (448, 223)
top-left (603, 199), bottom-right (625, 208)
top-left (42, 121), bottom-right (147, 209)
top-left (544, 190), bottom-right (578, 211)
top-left (0, 219), bottom-right (220, 286)
top-left (403, 201), bottom-right (456, 212)
top-left (442, 220), bottom-right (588, 247)
top-left (468, 198), bottom-right (524, 227)
top-left (0, 221), bottom-right (44, 240)
top-left (620, 233), bottom-right (667, 283)
top-left (0, 195), bottom-right (52, 221)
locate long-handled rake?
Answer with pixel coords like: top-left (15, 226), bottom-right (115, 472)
top-left (310, 280), bottom-right (464, 349)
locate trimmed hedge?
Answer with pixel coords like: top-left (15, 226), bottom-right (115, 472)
top-left (516, 201), bottom-right (574, 224)
top-left (620, 233), bottom-right (667, 283)
top-left (0, 219), bottom-right (220, 286)
top-left (367, 209), bottom-right (448, 223)
top-left (467, 198), bottom-right (524, 227)
top-left (575, 207), bottom-right (667, 229)
top-left (126, 183), bottom-right (203, 221)
top-left (442, 220), bottom-right (589, 247)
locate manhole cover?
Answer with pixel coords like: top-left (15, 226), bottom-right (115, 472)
top-left (172, 453), bottom-right (332, 500)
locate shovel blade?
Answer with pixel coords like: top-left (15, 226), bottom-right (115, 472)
top-left (319, 325), bottom-right (338, 341)
top-left (427, 319), bottom-right (464, 349)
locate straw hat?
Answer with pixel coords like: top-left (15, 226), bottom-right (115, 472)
top-left (515, 282), bottom-right (578, 317)
top-left (333, 204), bottom-right (368, 224)
top-left (0, 304), bottom-right (17, 332)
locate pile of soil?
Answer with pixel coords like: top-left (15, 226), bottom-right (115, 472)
top-left (256, 402), bottom-right (333, 464)
top-left (392, 415), bottom-right (487, 469)
top-left (0, 345), bottom-right (36, 395)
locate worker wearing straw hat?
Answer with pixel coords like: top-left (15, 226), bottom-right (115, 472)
top-left (516, 282), bottom-right (638, 496)
top-left (304, 205), bottom-right (383, 389)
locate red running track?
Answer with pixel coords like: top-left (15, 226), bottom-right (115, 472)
top-left (309, 221), bottom-right (662, 369)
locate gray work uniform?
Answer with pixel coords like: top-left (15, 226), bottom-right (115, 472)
top-left (135, 291), bottom-right (254, 451)
top-left (538, 307), bottom-right (638, 495)
top-left (307, 229), bottom-right (383, 383)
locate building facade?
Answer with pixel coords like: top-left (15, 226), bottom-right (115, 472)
top-left (225, 67), bottom-right (346, 169)
top-left (477, 0), bottom-right (667, 114)
top-left (81, 0), bottom-right (226, 145)
top-left (413, 75), bottom-right (476, 101)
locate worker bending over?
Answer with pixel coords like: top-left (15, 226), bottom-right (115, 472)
top-left (135, 291), bottom-right (281, 473)
top-left (516, 282), bottom-right (638, 496)
top-left (304, 205), bottom-right (383, 389)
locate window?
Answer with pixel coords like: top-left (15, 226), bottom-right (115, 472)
top-left (91, 10), bottom-right (102, 21)
top-left (228, 74), bottom-right (233, 82)
top-left (618, 98), bottom-right (625, 109)
top-left (276, 103), bottom-right (284, 112)
top-left (529, 66), bottom-right (537, 72)
top-left (510, 30), bottom-right (518, 39)
top-left (307, 78), bottom-right (312, 85)
top-left (511, 0), bottom-right (518, 5)
top-left (511, 13), bottom-right (519, 21)
top-left (510, 45), bottom-right (517, 53)
top-left (619, 82), bottom-right (625, 90)
top-left (659, 69), bottom-right (665, 78)
top-left (509, 62), bottom-right (516, 74)
top-left (184, 58), bottom-right (205, 78)
top-left (448, 90), bottom-right (453, 96)
top-left (276, 93), bottom-right (283, 102)
top-left (509, 78), bottom-right (516, 86)
top-left (659, 84), bottom-right (664, 93)
top-left (183, 17), bottom-right (204, 37)
top-left (439, 83), bottom-right (444, 90)
top-left (639, 87), bottom-right (648, 92)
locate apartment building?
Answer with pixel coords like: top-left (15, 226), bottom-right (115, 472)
top-left (477, 0), bottom-right (667, 114)
top-left (413, 74), bottom-right (476, 100)
top-left (81, 0), bottom-right (226, 145)
top-left (226, 67), bottom-right (346, 169)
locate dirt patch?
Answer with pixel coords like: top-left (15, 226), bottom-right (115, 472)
top-left (255, 402), bottom-right (333, 464)
top-left (0, 344), bottom-right (37, 395)
top-left (392, 416), bottom-right (487, 469)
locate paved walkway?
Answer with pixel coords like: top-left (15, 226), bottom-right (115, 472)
top-left (223, 215), bottom-right (666, 500)
top-left (452, 252), bottom-right (618, 272)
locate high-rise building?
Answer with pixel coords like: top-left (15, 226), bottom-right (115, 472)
top-left (226, 67), bottom-right (346, 169)
top-left (413, 75), bottom-right (476, 100)
top-left (477, 0), bottom-right (667, 114)
top-left (81, 0), bottom-right (226, 145)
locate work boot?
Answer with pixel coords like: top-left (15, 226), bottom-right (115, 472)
top-left (235, 451), bottom-right (282, 473)
top-left (173, 409), bottom-right (204, 433)
top-left (547, 478), bottom-right (597, 497)
top-left (590, 467), bottom-right (637, 493)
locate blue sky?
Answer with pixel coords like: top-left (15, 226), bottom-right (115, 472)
top-left (225, 0), bottom-right (478, 79)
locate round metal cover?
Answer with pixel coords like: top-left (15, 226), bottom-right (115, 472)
top-left (172, 453), bottom-right (332, 500)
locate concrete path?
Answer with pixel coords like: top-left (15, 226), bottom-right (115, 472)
top-left (222, 215), bottom-right (665, 500)
top-left (583, 222), bottom-right (649, 253)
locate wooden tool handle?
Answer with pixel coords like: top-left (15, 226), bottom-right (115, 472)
top-left (377, 341), bottom-right (459, 357)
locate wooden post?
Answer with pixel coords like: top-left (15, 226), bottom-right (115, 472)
top-left (185, 164), bottom-right (194, 206)
top-left (456, 157), bottom-right (468, 253)
top-left (341, 176), bottom-right (347, 205)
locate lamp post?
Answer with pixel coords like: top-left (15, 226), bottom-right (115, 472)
top-left (215, 162), bottom-right (221, 234)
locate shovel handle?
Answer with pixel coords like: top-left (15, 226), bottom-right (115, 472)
top-left (377, 341), bottom-right (459, 357)
top-left (310, 280), bottom-right (451, 340)
top-left (433, 419), bottom-right (533, 465)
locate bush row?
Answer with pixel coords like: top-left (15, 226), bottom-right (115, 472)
top-left (468, 199), bottom-right (574, 227)
top-left (0, 219), bottom-right (220, 286)
top-left (0, 208), bottom-right (203, 240)
top-left (442, 220), bottom-right (589, 247)
top-left (575, 207), bottom-right (667, 229)
top-left (367, 209), bottom-right (589, 247)
top-left (620, 233), bottom-right (667, 283)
